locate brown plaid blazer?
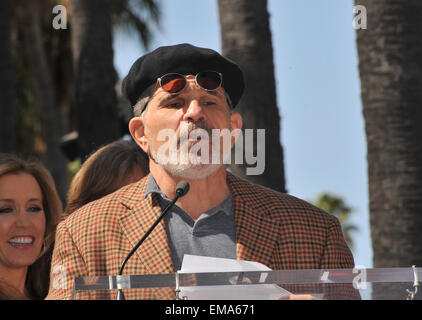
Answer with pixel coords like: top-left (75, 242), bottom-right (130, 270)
top-left (46, 173), bottom-right (355, 300)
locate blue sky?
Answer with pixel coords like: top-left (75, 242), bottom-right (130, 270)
top-left (113, 0), bottom-right (372, 268)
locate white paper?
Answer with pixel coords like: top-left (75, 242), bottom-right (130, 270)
top-left (178, 255), bottom-right (291, 300)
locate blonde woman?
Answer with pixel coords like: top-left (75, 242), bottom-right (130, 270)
top-left (0, 154), bottom-right (62, 299)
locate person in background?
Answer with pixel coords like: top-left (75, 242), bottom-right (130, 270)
top-left (64, 139), bottom-right (149, 216)
top-left (0, 154), bottom-right (62, 299)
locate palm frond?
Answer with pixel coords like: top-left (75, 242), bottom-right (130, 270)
top-left (110, 0), bottom-right (161, 49)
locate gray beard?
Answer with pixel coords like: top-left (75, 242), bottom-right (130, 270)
top-left (149, 139), bottom-right (223, 180)
top-left (146, 120), bottom-right (231, 180)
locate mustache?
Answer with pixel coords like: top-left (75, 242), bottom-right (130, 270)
top-left (177, 121), bottom-right (213, 144)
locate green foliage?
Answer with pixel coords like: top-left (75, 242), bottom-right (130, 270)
top-left (68, 157), bottom-right (81, 181)
top-left (10, 0), bottom-right (162, 156)
top-left (314, 193), bottom-right (359, 250)
top-left (110, 0), bottom-right (161, 50)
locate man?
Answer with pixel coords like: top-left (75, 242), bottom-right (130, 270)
top-left (47, 44), bottom-right (355, 300)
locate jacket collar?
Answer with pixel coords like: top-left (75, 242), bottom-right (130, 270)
top-left (119, 175), bottom-right (174, 274)
top-left (226, 173), bottom-right (278, 267)
top-left (118, 172), bottom-right (278, 275)
top-left (118, 176), bottom-right (174, 299)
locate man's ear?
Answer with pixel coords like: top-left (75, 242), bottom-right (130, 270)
top-left (129, 117), bottom-right (149, 153)
top-left (229, 112), bottom-right (243, 147)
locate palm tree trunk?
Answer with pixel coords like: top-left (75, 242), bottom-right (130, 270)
top-left (20, 0), bottom-right (68, 202)
top-left (0, 0), bottom-right (16, 153)
top-left (218, 0), bottom-right (286, 193)
top-left (356, 2), bottom-right (422, 299)
top-left (69, 0), bottom-right (119, 161)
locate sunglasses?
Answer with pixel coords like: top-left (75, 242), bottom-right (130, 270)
top-left (157, 71), bottom-right (223, 94)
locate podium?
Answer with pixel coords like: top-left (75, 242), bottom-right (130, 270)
top-left (71, 266), bottom-right (421, 300)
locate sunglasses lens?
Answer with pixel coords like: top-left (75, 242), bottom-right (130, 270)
top-left (197, 71), bottom-right (222, 91)
top-left (160, 74), bottom-right (186, 93)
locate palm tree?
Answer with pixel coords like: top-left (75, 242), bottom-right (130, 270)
top-left (0, 0), bottom-right (16, 153)
top-left (68, 0), bottom-right (161, 161)
top-left (356, 0), bottom-right (422, 268)
top-left (355, 0), bottom-right (422, 299)
top-left (110, 0), bottom-right (160, 50)
top-left (19, 0), bottom-right (69, 201)
top-left (218, 0), bottom-right (286, 193)
top-left (69, 0), bottom-right (120, 161)
top-left (6, 0), bottom-right (160, 200)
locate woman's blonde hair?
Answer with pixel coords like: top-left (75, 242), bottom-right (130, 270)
top-left (65, 139), bottom-right (149, 216)
top-left (0, 153), bottom-right (63, 299)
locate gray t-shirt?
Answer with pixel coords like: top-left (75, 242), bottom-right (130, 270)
top-left (144, 175), bottom-right (236, 271)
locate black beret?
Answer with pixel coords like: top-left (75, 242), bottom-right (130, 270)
top-left (121, 43), bottom-right (244, 108)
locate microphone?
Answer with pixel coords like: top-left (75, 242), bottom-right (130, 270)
top-left (116, 181), bottom-right (190, 300)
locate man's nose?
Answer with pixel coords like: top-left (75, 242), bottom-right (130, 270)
top-left (183, 99), bottom-right (205, 123)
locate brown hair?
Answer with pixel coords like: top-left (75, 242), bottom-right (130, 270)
top-left (65, 139), bottom-right (149, 216)
top-left (0, 153), bottom-right (63, 299)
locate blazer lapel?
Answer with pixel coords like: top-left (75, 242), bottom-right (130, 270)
top-left (118, 176), bottom-right (174, 275)
top-left (228, 174), bottom-right (279, 268)
top-left (233, 197), bottom-right (278, 268)
top-left (118, 181), bottom-right (175, 299)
